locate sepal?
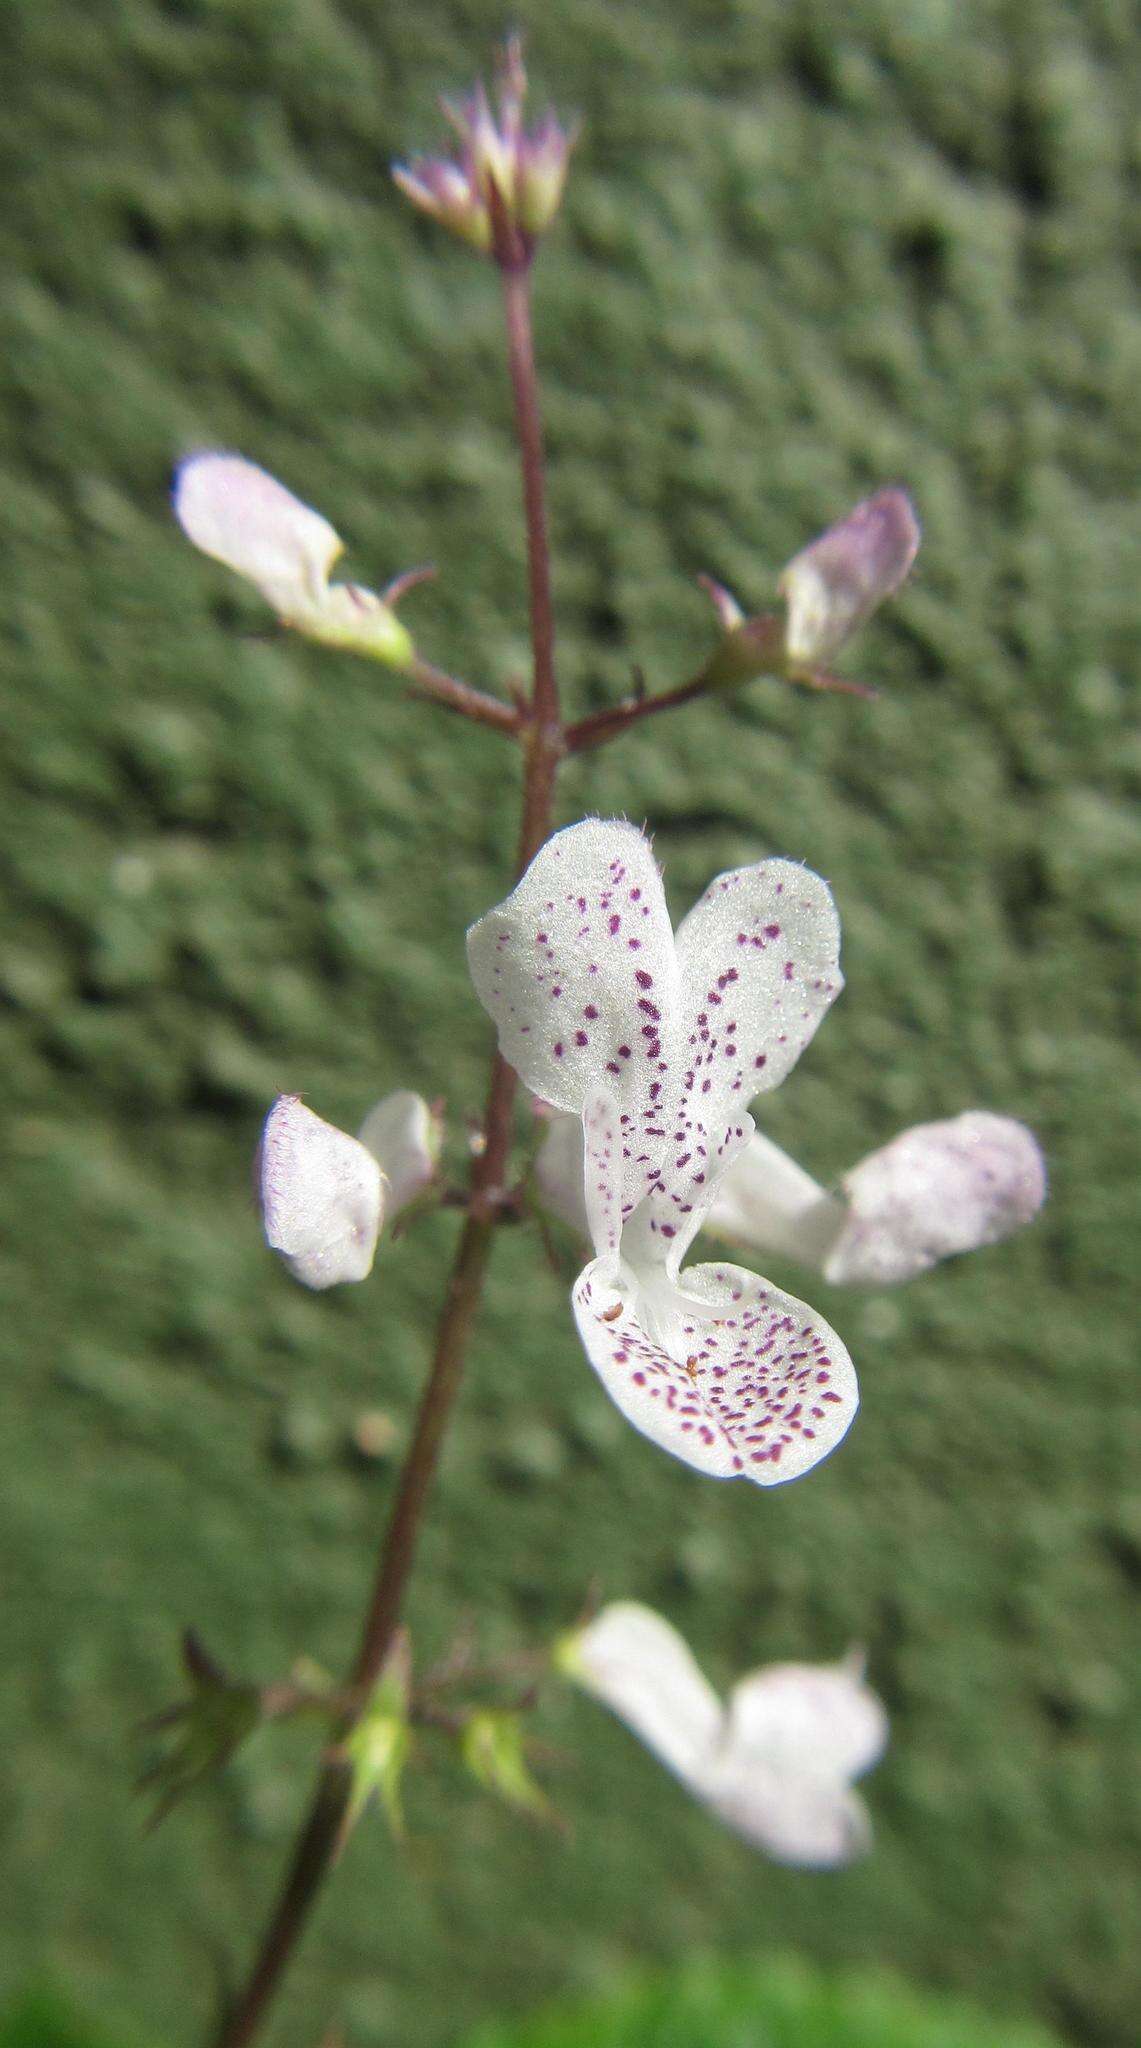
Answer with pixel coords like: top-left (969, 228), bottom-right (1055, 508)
top-left (138, 1632), bottom-right (265, 1827)
top-left (461, 1710), bottom-right (550, 1819)
top-left (342, 1637), bottom-right (412, 1838)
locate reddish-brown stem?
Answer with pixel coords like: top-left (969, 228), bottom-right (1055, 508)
top-left (211, 240), bottom-right (562, 2048)
top-left (564, 671), bottom-right (716, 753)
top-left (407, 654), bottom-right (521, 734)
top-left (499, 259), bottom-right (559, 731)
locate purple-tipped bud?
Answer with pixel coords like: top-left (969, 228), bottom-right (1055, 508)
top-left (515, 109), bottom-right (579, 236)
top-left (391, 157), bottom-right (492, 252)
top-left (393, 37), bottom-right (576, 259)
top-left (780, 489), bottom-right (920, 670)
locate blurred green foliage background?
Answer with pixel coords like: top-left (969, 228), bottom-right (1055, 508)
top-left (1, 1), bottom-right (1137, 2045)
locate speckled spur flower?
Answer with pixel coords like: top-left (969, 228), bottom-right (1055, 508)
top-left (467, 819), bottom-right (857, 1485)
top-left (174, 453), bottom-right (416, 668)
top-left (561, 1602), bottom-right (888, 1867)
top-left (258, 1090), bottom-right (440, 1290)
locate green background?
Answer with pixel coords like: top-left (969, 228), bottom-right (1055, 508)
top-left (1, 1), bottom-right (1137, 2045)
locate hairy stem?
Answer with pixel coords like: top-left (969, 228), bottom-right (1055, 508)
top-left (211, 251), bottom-right (561, 2048)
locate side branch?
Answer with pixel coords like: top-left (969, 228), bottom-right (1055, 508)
top-left (564, 671), bottom-right (714, 753)
top-left (407, 655), bottom-right (521, 735)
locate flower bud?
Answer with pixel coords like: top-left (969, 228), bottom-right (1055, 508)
top-left (357, 1090), bottom-right (442, 1219)
top-left (823, 1111), bottom-right (1047, 1286)
top-left (393, 37), bottom-right (576, 260)
top-left (780, 488), bottom-right (920, 671)
top-left (174, 453), bottom-right (415, 669)
top-left (258, 1095), bottom-right (384, 1290)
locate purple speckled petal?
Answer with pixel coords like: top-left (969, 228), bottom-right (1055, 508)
top-left (467, 820), bottom-right (682, 1213)
top-left (572, 1253), bottom-right (857, 1484)
top-left (582, 1088), bottom-right (623, 1262)
top-left (618, 1113), bottom-right (755, 1282)
top-left (667, 860), bottom-right (842, 1223)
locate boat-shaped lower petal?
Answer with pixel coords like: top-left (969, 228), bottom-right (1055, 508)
top-left (572, 1256), bottom-right (858, 1483)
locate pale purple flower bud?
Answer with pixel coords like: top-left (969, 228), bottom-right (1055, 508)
top-left (258, 1096), bottom-right (384, 1290)
top-left (391, 157), bottom-right (493, 253)
top-left (707, 1114), bottom-right (1046, 1287)
top-left (824, 1111), bottom-right (1047, 1286)
top-left (780, 488), bottom-right (920, 668)
top-left (515, 109), bottom-right (579, 236)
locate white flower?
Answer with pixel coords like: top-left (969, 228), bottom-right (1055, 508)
top-left (173, 453), bottom-right (415, 668)
top-left (562, 1602), bottom-right (887, 1867)
top-left (258, 1090), bottom-right (440, 1290)
top-left (468, 819), bottom-right (858, 1485)
top-left (704, 1114), bottom-right (1047, 1285)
